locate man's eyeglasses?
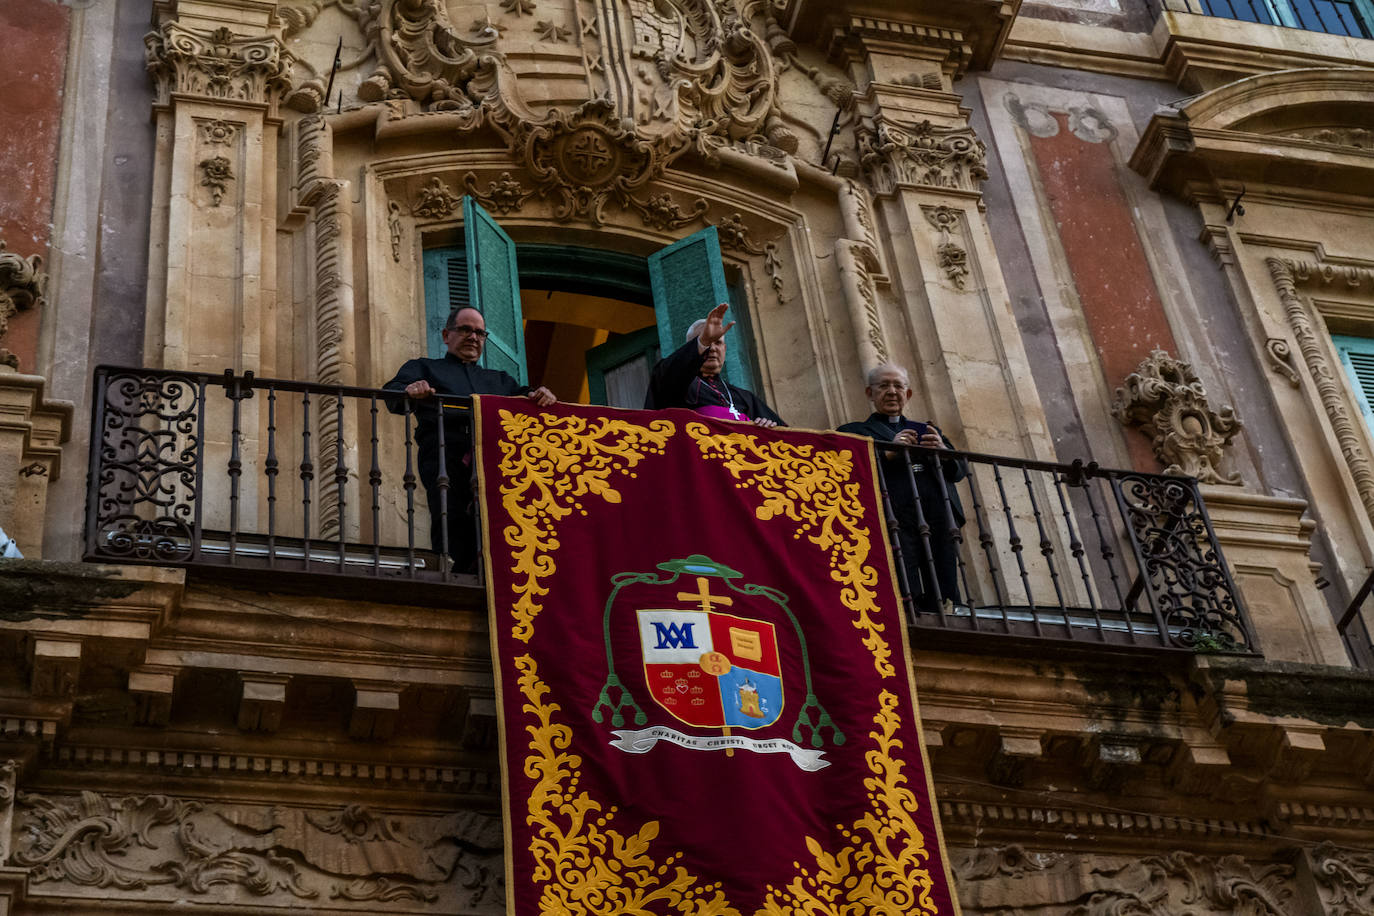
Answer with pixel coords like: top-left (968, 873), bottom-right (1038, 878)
top-left (446, 325), bottom-right (489, 339)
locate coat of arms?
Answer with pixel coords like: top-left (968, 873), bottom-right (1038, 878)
top-left (592, 555), bottom-right (842, 770)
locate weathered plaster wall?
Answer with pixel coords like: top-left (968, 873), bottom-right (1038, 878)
top-left (0, 0), bottom-right (69, 373)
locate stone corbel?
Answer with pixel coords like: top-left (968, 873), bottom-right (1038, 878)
top-left (1112, 348), bottom-right (1242, 484)
top-left (129, 666), bottom-right (180, 727)
top-left (29, 636), bottom-right (82, 699)
top-left (238, 672), bottom-right (290, 733)
top-left (350, 681), bottom-right (401, 740)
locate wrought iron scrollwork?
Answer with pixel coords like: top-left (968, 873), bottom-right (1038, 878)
top-left (91, 370), bottom-right (204, 562)
top-left (1115, 474), bottom-right (1249, 651)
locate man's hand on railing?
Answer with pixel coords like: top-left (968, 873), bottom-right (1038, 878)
top-left (404, 380), bottom-right (436, 399)
top-left (525, 386), bottom-right (556, 406)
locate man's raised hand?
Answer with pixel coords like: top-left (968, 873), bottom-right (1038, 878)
top-left (697, 302), bottom-right (736, 350)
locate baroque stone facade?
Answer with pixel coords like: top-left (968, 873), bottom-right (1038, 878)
top-left (2, 0), bottom-right (1374, 913)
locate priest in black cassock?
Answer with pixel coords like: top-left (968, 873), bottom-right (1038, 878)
top-left (385, 306), bottom-right (555, 571)
top-left (644, 303), bottom-right (784, 427)
top-left (839, 364), bottom-right (968, 611)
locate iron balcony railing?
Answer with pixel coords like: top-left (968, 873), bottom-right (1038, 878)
top-left (85, 366), bottom-right (1255, 653)
top-left (1338, 570), bottom-right (1374, 668)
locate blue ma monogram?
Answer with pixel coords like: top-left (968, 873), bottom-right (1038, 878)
top-left (653, 621), bottom-right (697, 650)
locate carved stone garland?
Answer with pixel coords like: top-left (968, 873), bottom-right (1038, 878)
top-left (10, 792), bottom-right (504, 907)
top-left (0, 241), bottom-right (46, 370)
top-left (1267, 257), bottom-right (1374, 520)
top-left (923, 205), bottom-right (970, 289)
top-left (1112, 348), bottom-right (1242, 485)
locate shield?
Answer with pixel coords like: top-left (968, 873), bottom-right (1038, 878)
top-left (638, 608), bottom-right (783, 730)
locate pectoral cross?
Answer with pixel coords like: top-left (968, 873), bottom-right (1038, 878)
top-left (677, 577), bottom-right (733, 613)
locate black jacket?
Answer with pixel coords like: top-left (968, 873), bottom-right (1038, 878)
top-left (383, 354), bottom-right (528, 474)
top-left (839, 413), bottom-right (967, 527)
top-left (644, 338), bottom-right (784, 425)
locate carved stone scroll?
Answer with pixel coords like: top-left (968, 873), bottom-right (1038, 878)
top-left (837, 239), bottom-right (888, 370)
top-left (1267, 257), bottom-right (1374, 521)
top-left (0, 241), bottom-right (46, 370)
top-left (11, 792), bottom-right (504, 908)
top-left (355, 0), bottom-right (499, 110)
top-left (0, 759), bottom-right (15, 863)
top-left (1112, 348), bottom-right (1243, 484)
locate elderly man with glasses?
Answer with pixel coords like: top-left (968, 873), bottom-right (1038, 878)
top-left (385, 306), bottom-right (555, 571)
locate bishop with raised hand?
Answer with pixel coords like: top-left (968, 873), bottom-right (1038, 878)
top-left (644, 303), bottom-right (784, 427)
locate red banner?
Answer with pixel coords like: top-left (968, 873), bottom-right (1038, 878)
top-left (475, 397), bottom-right (960, 915)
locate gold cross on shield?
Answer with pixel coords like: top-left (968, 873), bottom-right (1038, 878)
top-left (677, 577), bottom-right (733, 613)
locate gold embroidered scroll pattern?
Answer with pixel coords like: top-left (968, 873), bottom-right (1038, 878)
top-left (686, 424), bottom-right (895, 679)
top-left (516, 654), bottom-right (741, 915)
top-left (759, 689), bottom-right (938, 915)
top-left (498, 410), bottom-right (675, 642)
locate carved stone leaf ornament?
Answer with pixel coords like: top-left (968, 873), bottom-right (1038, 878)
top-left (413, 176), bottom-right (463, 219)
top-left (924, 205), bottom-right (970, 289)
top-left (1112, 348), bottom-right (1243, 485)
top-left (11, 792), bottom-right (505, 906)
top-left (464, 170), bottom-right (535, 215)
top-left (1307, 842), bottom-right (1374, 915)
top-left (0, 240), bottom-right (47, 370)
top-left (145, 24), bottom-right (293, 109)
top-left (860, 119), bottom-right (990, 195)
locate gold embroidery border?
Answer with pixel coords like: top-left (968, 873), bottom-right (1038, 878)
top-left (476, 402), bottom-right (961, 915)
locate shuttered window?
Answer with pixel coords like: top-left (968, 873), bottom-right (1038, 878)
top-left (647, 226), bottom-right (757, 391)
top-left (1334, 334), bottom-right (1374, 431)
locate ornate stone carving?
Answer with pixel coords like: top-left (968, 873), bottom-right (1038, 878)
top-left (1268, 257), bottom-right (1374, 521)
top-left (712, 212), bottom-right (769, 256)
top-left (1285, 126), bottom-right (1373, 149)
top-left (1112, 348), bottom-right (1242, 484)
top-left (414, 176), bottom-right (463, 219)
top-left (500, 0), bottom-right (537, 14)
top-left (1265, 337), bottom-right (1301, 388)
top-left (487, 96), bottom-right (685, 226)
top-left (626, 191), bottom-right (709, 231)
top-left (837, 239), bottom-right (888, 368)
top-left (535, 18), bottom-right (571, 42)
top-left (1307, 842), bottom-right (1374, 915)
top-left (0, 241), bottom-right (46, 370)
top-left (388, 200), bottom-right (404, 262)
top-left (0, 759), bottom-right (15, 863)
top-left (923, 205), bottom-right (969, 289)
top-left (198, 155), bottom-right (234, 206)
top-left (11, 792), bottom-right (504, 907)
top-left (951, 845), bottom-right (1297, 914)
top-left (355, 0), bottom-right (500, 109)
top-left (198, 118), bottom-right (239, 146)
top-left (145, 24), bottom-right (293, 110)
top-left (859, 119), bottom-right (989, 195)
top-left (463, 171), bottom-right (534, 215)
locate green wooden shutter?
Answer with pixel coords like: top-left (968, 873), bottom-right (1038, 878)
top-left (420, 199), bottom-right (527, 383)
top-left (647, 226), bottom-right (755, 391)
top-left (465, 197), bottom-right (527, 385)
top-left (422, 246), bottom-right (465, 359)
top-left (1335, 335), bottom-right (1374, 430)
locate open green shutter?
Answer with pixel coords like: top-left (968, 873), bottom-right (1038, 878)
top-left (1335, 335), bottom-right (1374, 430)
top-left (647, 226), bottom-right (754, 391)
top-left (421, 247), bottom-right (465, 358)
top-left (465, 197), bottom-right (527, 385)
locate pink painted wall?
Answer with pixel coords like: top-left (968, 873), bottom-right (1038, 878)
top-left (1023, 112), bottom-right (1177, 472)
top-left (0, 0), bottom-right (70, 373)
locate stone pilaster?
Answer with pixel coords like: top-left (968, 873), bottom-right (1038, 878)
top-left (143, 11), bottom-right (292, 374)
top-left (837, 31), bottom-right (1056, 465)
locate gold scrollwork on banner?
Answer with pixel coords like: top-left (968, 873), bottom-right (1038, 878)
top-left (760, 690), bottom-right (938, 914)
top-left (685, 424), bottom-right (895, 679)
top-left (496, 410), bottom-right (675, 642)
top-left (516, 654), bottom-right (740, 915)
